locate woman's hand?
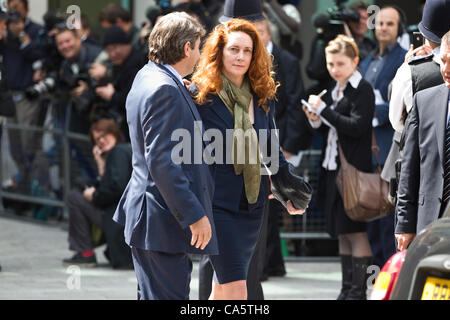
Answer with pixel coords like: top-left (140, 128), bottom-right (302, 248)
top-left (286, 200), bottom-right (306, 215)
top-left (83, 186), bottom-right (96, 202)
top-left (92, 145), bottom-right (106, 177)
top-left (308, 94), bottom-right (323, 111)
top-left (302, 105), bottom-right (320, 121)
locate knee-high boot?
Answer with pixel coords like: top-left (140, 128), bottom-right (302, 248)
top-left (346, 256), bottom-right (372, 300)
top-left (337, 255), bottom-right (352, 300)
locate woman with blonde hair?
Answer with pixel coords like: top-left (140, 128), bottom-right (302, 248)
top-left (303, 34), bottom-right (374, 300)
top-left (191, 19), bottom-right (306, 300)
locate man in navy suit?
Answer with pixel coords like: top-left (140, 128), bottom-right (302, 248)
top-left (359, 6), bottom-right (407, 268)
top-left (113, 12), bottom-right (218, 300)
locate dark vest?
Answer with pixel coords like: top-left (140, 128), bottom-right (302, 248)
top-left (399, 54), bottom-right (444, 151)
top-left (409, 54), bottom-right (443, 95)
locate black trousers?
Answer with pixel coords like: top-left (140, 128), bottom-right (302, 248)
top-left (67, 189), bottom-right (103, 252)
top-left (264, 199), bottom-right (286, 275)
top-left (67, 189), bottom-right (132, 268)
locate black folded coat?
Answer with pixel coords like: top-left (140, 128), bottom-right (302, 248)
top-left (271, 163), bottom-right (312, 210)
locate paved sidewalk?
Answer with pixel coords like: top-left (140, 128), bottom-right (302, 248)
top-left (0, 215), bottom-right (341, 300)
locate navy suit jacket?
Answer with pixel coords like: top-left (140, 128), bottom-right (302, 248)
top-left (359, 43), bottom-right (407, 165)
top-left (196, 94), bottom-right (288, 214)
top-left (395, 84), bottom-right (450, 234)
top-left (113, 61), bottom-right (218, 255)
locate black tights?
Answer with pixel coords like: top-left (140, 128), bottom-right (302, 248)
top-left (338, 232), bottom-right (372, 257)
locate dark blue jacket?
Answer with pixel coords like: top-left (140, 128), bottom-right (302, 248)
top-left (359, 43), bottom-right (407, 166)
top-left (197, 94), bottom-right (288, 214)
top-left (0, 19), bottom-right (43, 90)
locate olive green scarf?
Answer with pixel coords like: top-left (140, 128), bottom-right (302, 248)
top-left (218, 75), bottom-right (261, 204)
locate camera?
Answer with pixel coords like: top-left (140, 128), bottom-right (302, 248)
top-left (24, 12), bottom-right (66, 100)
top-left (6, 9), bottom-right (21, 24)
top-left (25, 75), bottom-right (56, 99)
top-left (313, 0), bottom-right (360, 37)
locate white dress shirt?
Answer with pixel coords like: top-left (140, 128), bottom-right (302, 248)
top-left (163, 63), bottom-right (184, 86)
top-left (389, 46), bottom-right (442, 133)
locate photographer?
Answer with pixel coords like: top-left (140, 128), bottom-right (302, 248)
top-left (306, 0), bottom-right (360, 95)
top-left (173, 0), bottom-right (214, 32)
top-left (347, 1), bottom-right (376, 61)
top-left (89, 26), bottom-right (145, 141)
top-left (54, 26), bottom-right (102, 134)
top-left (99, 4), bottom-right (142, 53)
top-left (0, 0), bottom-right (44, 192)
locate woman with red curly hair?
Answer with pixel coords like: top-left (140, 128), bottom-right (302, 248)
top-left (191, 19), bottom-right (305, 300)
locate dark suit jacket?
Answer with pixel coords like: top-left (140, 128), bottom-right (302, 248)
top-left (113, 62), bottom-right (218, 255)
top-left (395, 84), bottom-right (450, 234)
top-left (314, 78), bottom-right (375, 173)
top-left (359, 43), bottom-right (407, 165)
top-left (196, 94), bottom-right (288, 214)
top-left (92, 143), bottom-right (132, 215)
top-left (271, 44), bottom-right (312, 153)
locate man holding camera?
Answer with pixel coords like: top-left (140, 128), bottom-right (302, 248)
top-left (0, 0), bottom-right (44, 193)
top-left (54, 26), bottom-right (102, 134)
top-left (89, 26), bottom-right (145, 141)
top-left (346, 1), bottom-right (376, 61)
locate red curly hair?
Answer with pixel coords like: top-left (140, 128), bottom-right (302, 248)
top-left (192, 19), bottom-right (278, 112)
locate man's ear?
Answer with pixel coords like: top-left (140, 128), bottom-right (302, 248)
top-left (184, 41), bottom-right (191, 58)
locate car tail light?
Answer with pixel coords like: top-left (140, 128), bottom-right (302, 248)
top-left (370, 250), bottom-right (407, 300)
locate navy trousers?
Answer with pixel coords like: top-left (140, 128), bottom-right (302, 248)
top-left (131, 247), bottom-right (193, 300)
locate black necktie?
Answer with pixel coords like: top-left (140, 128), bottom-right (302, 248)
top-left (443, 114), bottom-right (450, 204)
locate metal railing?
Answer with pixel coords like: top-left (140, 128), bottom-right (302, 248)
top-left (1, 111), bottom-right (332, 256)
top-left (0, 102), bottom-right (95, 220)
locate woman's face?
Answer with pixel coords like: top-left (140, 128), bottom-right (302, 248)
top-left (92, 130), bottom-right (117, 154)
top-left (222, 31), bottom-right (253, 85)
top-left (326, 52), bottom-right (358, 84)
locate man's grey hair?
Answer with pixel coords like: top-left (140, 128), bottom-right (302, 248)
top-left (442, 30), bottom-right (450, 49)
top-left (148, 11), bottom-right (205, 65)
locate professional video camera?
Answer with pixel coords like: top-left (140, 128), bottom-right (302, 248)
top-left (313, 0), bottom-right (360, 38)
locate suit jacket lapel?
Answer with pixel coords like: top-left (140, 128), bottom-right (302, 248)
top-left (435, 85), bottom-right (449, 165)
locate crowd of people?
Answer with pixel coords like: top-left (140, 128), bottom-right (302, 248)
top-left (0, 0), bottom-right (450, 301)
